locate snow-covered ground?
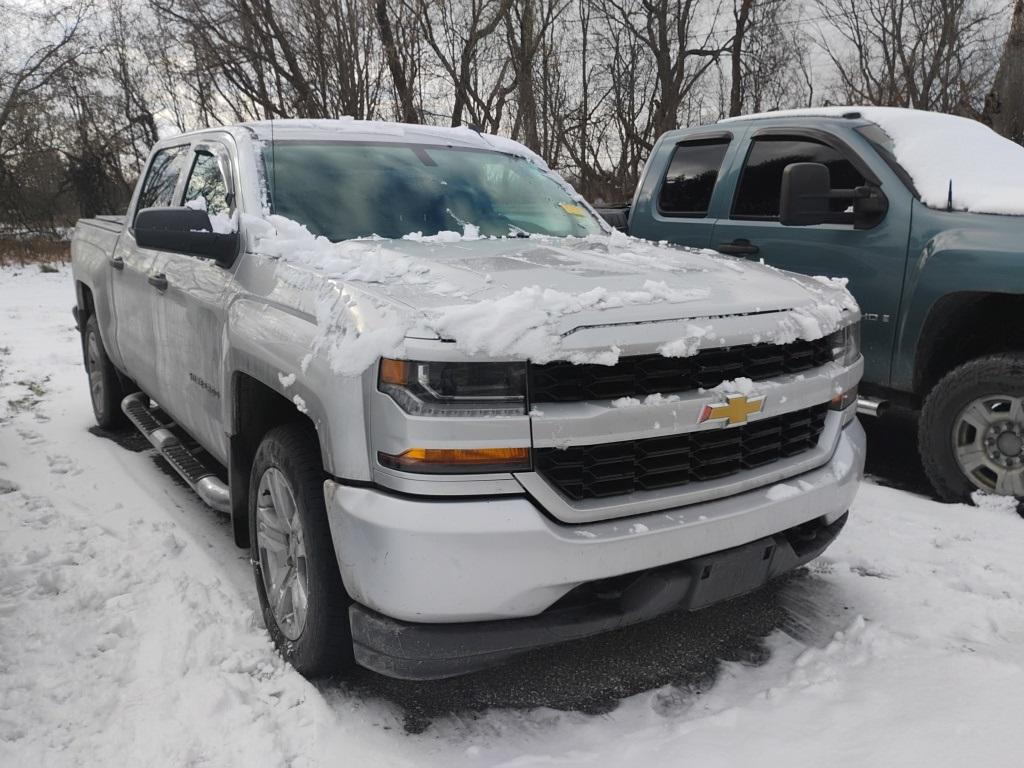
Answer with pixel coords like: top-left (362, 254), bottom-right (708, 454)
top-left (2, 265), bottom-right (1023, 767)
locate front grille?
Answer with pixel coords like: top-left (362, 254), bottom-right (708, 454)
top-left (529, 338), bottom-right (832, 403)
top-left (535, 404), bottom-right (829, 501)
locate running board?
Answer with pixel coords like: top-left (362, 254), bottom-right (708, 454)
top-left (121, 392), bottom-right (231, 513)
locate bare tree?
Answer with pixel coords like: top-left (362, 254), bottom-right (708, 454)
top-left (504, 0), bottom-right (571, 152)
top-left (984, 0), bottom-right (1023, 144)
top-left (601, 0), bottom-right (727, 144)
top-left (411, 0), bottom-right (515, 128)
top-left (731, 0), bottom-right (808, 114)
top-left (728, 0), bottom-right (753, 116)
top-left (375, 0), bottom-right (420, 122)
top-left (0, 2), bottom-right (88, 159)
top-left (151, 0), bottom-right (383, 120)
top-left (0, 1), bottom-right (90, 232)
top-left (815, 0), bottom-right (1003, 114)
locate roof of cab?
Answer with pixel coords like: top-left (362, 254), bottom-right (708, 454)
top-left (246, 119), bottom-right (548, 167)
top-left (717, 108), bottom-right (873, 126)
top-left (156, 118), bottom-right (549, 168)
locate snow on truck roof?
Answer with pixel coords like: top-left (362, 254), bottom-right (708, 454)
top-left (241, 118), bottom-right (551, 170)
top-left (721, 106), bottom-right (1024, 217)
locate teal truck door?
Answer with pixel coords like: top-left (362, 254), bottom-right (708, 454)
top-left (628, 132), bottom-right (737, 249)
top-left (710, 129), bottom-right (912, 385)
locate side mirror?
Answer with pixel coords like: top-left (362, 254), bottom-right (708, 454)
top-left (780, 162), bottom-right (888, 229)
top-left (134, 207), bottom-right (238, 266)
top-left (779, 162), bottom-right (832, 226)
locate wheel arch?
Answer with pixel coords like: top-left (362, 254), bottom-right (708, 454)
top-left (914, 292), bottom-right (1024, 396)
top-left (228, 370), bottom-right (325, 548)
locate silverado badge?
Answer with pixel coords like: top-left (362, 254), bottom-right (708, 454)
top-left (698, 394), bottom-right (765, 425)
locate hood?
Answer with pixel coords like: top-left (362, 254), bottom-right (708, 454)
top-left (251, 219), bottom-right (858, 370)
top-left (313, 234), bottom-right (849, 332)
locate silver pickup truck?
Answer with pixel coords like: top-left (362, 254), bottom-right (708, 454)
top-left (71, 119), bottom-right (864, 680)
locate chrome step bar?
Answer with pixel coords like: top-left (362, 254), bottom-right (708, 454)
top-left (121, 392), bottom-right (230, 513)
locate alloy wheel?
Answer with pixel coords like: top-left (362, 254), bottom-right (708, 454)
top-left (87, 330), bottom-right (104, 416)
top-left (255, 467), bottom-right (310, 640)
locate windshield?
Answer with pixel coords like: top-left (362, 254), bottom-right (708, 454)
top-left (263, 141), bottom-right (603, 241)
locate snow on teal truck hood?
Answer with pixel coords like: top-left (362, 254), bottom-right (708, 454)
top-left (248, 215), bottom-right (858, 375)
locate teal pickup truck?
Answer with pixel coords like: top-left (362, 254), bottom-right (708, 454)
top-left (613, 107), bottom-right (1024, 503)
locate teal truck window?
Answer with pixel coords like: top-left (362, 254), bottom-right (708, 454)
top-left (657, 139), bottom-right (730, 217)
top-left (732, 137), bottom-right (864, 221)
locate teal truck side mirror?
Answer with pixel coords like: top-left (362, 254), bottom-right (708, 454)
top-left (780, 162), bottom-right (888, 230)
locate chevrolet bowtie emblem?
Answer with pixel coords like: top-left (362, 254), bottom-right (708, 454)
top-left (698, 394), bottom-right (765, 425)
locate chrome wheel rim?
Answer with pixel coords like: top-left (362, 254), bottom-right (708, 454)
top-left (256, 467), bottom-right (309, 640)
top-left (87, 331), bottom-right (104, 415)
top-left (953, 394), bottom-right (1024, 497)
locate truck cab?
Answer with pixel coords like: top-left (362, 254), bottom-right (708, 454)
top-left (626, 108), bottom-right (1024, 503)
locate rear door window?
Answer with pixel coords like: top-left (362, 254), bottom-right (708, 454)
top-left (657, 139), bottom-right (730, 217)
top-left (134, 145), bottom-right (189, 223)
top-left (731, 137), bottom-right (865, 221)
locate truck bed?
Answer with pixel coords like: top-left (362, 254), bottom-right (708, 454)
top-left (77, 215), bottom-right (126, 234)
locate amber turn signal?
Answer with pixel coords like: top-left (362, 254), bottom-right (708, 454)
top-left (379, 358), bottom-right (409, 386)
top-left (378, 447), bottom-right (531, 474)
top-left (830, 385), bottom-right (858, 411)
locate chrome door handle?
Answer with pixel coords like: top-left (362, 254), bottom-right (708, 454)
top-left (109, 255), bottom-right (125, 271)
top-left (147, 273), bottom-right (168, 291)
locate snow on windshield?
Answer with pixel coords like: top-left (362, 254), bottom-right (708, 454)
top-left (724, 106), bottom-right (1024, 216)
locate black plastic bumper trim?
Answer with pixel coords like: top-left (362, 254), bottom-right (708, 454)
top-left (349, 511), bottom-right (848, 680)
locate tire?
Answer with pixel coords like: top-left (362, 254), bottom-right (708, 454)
top-left (249, 422), bottom-right (353, 677)
top-left (83, 314), bottom-right (127, 429)
top-left (919, 354), bottom-right (1024, 502)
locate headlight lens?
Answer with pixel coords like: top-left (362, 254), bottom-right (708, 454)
top-left (827, 321), bottom-right (861, 367)
top-left (378, 358), bottom-right (527, 416)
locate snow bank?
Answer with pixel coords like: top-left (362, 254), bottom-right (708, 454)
top-left (723, 106), bottom-right (1024, 216)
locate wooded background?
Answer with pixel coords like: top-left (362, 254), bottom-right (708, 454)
top-left (1, 0), bottom-right (1022, 241)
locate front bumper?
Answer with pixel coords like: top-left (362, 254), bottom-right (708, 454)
top-left (326, 417), bottom-right (863, 619)
top-left (350, 511), bottom-right (847, 679)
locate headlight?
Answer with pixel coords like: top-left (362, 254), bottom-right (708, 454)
top-left (827, 321), bottom-right (861, 367)
top-left (378, 358), bottom-right (527, 416)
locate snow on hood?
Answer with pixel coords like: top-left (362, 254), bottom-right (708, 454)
top-left (246, 215), bottom-right (858, 377)
top-left (723, 106), bottom-right (1024, 216)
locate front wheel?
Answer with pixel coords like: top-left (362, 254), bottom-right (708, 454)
top-left (919, 355), bottom-right (1024, 502)
top-left (249, 422), bottom-right (353, 677)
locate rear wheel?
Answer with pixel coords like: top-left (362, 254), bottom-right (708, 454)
top-left (919, 355), bottom-right (1024, 502)
top-left (249, 422), bottom-right (353, 677)
top-left (83, 314), bottom-right (127, 429)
